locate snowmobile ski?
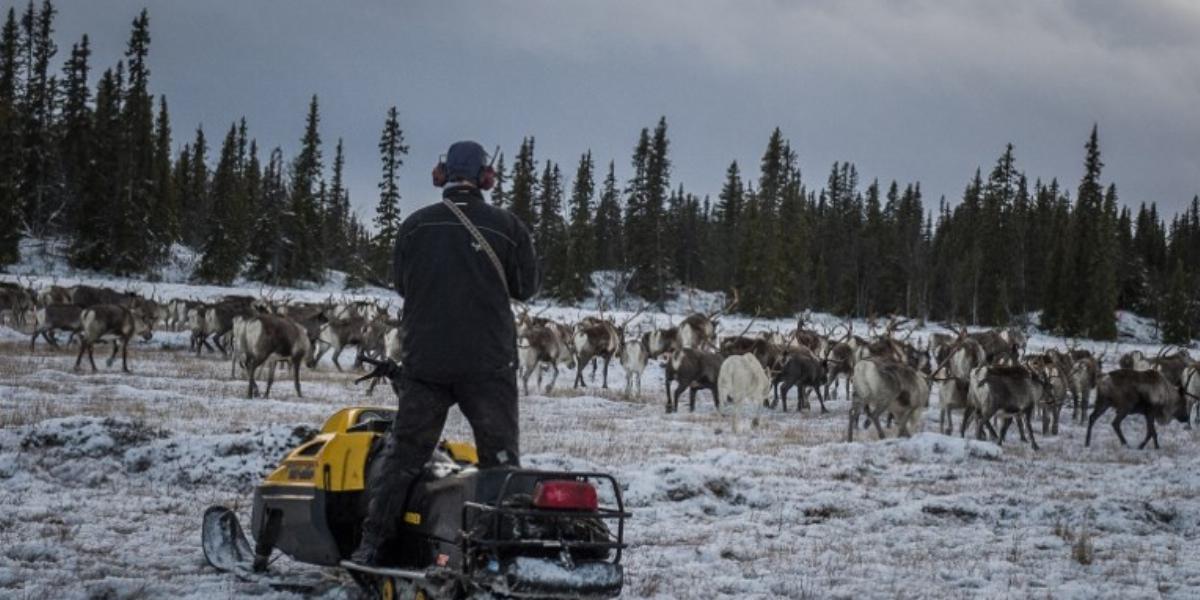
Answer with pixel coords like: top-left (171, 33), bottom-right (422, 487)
top-left (202, 505), bottom-right (326, 593)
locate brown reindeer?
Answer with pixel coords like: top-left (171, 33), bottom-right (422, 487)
top-left (30, 304), bottom-right (82, 351)
top-left (572, 306), bottom-right (644, 389)
top-left (1085, 369), bottom-right (1189, 449)
top-left (240, 314), bottom-right (315, 399)
top-left (664, 347), bottom-right (724, 413)
top-left (74, 304), bottom-right (154, 373)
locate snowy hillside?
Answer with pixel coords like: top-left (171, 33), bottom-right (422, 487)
top-left (1, 265), bottom-right (1198, 598)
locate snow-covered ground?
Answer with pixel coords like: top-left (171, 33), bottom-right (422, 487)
top-left (1, 267), bottom-right (1198, 599)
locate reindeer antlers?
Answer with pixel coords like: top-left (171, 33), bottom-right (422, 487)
top-left (617, 302), bottom-right (647, 331)
top-left (708, 288), bottom-right (739, 319)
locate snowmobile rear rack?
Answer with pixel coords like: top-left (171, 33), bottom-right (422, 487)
top-left (462, 469), bottom-right (631, 562)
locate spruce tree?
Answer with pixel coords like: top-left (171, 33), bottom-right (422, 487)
top-left (508, 137), bottom-right (537, 228)
top-left (181, 126), bottom-right (209, 249)
top-left (558, 151), bottom-right (594, 301)
top-left (535, 161), bottom-right (565, 295)
top-left (246, 148), bottom-right (285, 282)
top-left (282, 95), bottom-right (324, 283)
top-left (195, 123), bottom-right (246, 284)
top-left (326, 138), bottom-right (348, 271)
top-left (117, 8), bottom-right (161, 269)
top-left (0, 9), bottom-right (21, 266)
top-left (57, 34), bottom-right (90, 237)
top-left (1161, 260), bottom-right (1193, 345)
top-left (592, 161), bottom-right (622, 271)
top-left (373, 106), bottom-right (406, 277)
top-left (714, 161), bottom-right (744, 289)
top-left (152, 96), bottom-right (176, 246)
top-left (71, 66), bottom-right (122, 270)
top-left (18, 0), bottom-right (58, 237)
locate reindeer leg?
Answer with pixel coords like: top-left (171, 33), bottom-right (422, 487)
top-left (601, 355), bottom-right (611, 389)
top-left (574, 358), bottom-right (585, 389)
top-left (107, 339), bottom-right (121, 368)
top-left (981, 410), bottom-right (1001, 442)
top-left (292, 358), bottom-right (303, 398)
top-left (867, 404), bottom-right (888, 439)
top-left (247, 357), bottom-right (259, 398)
top-left (779, 382), bottom-right (791, 412)
top-left (87, 342), bottom-right (98, 372)
top-left (264, 360), bottom-right (277, 399)
top-left (688, 387), bottom-right (698, 412)
top-left (547, 363), bottom-right (559, 393)
top-left (1111, 411), bottom-right (1129, 446)
top-left (847, 404), bottom-right (857, 441)
top-left (121, 337), bottom-right (131, 373)
top-left (74, 340), bottom-right (86, 370)
top-left (958, 407), bottom-right (973, 438)
top-left (1085, 402), bottom-right (1108, 447)
top-left (817, 385), bottom-right (828, 413)
top-left (330, 345), bottom-right (344, 372)
top-left (1024, 406), bottom-right (1039, 451)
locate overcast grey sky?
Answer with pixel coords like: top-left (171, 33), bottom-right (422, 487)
top-left (52, 0), bottom-right (1200, 222)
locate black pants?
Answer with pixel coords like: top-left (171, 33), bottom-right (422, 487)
top-left (359, 371), bottom-right (519, 545)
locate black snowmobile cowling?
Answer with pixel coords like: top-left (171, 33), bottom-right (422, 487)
top-left (205, 398), bottom-right (630, 599)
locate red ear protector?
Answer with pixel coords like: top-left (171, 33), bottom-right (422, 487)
top-left (431, 146), bottom-right (499, 191)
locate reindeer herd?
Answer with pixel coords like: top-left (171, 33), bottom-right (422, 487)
top-left (2, 277), bottom-right (1198, 451)
top-left (515, 298), bottom-right (1199, 450)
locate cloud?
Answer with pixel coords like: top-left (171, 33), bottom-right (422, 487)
top-left (54, 0), bottom-right (1200, 219)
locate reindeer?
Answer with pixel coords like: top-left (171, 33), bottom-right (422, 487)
top-left (1183, 364), bottom-right (1200, 426)
top-left (74, 304), bottom-right (154, 373)
top-left (772, 347), bottom-right (832, 412)
top-left (929, 337), bottom-right (986, 435)
top-left (38, 283), bottom-right (72, 308)
top-left (620, 332), bottom-right (650, 399)
top-left (822, 340), bottom-right (856, 401)
top-left (967, 328), bottom-right (1020, 365)
top-left (0, 283), bottom-right (34, 327)
top-left (1085, 369), bottom-right (1189, 449)
top-left (30, 304), bottom-right (82, 351)
top-left (643, 326), bottom-right (680, 358)
top-left (240, 314), bottom-right (315, 399)
top-left (679, 289), bottom-right (738, 350)
top-left (313, 312), bottom-right (369, 371)
top-left (664, 348), bottom-right (724, 413)
top-left (966, 365), bottom-right (1048, 450)
top-left (719, 353), bottom-right (772, 433)
top-left (572, 307), bottom-right (643, 389)
top-left (202, 301), bottom-right (254, 356)
top-left (518, 323), bottom-right (576, 394)
top-left (1068, 354), bottom-right (1101, 423)
top-left (70, 285), bottom-right (140, 309)
top-left (847, 357), bottom-right (929, 441)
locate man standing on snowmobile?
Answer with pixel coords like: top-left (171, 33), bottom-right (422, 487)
top-left (351, 140), bottom-right (540, 566)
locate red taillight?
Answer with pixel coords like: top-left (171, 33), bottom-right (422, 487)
top-left (532, 480), bottom-right (599, 511)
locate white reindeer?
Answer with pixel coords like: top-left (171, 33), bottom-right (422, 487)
top-left (718, 353), bottom-right (771, 434)
top-left (620, 336), bottom-right (649, 399)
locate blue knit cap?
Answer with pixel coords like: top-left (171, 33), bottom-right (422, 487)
top-left (444, 141), bottom-right (488, 183)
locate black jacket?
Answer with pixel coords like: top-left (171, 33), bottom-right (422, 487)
top-left (393, 186), bottom-right (540, 383)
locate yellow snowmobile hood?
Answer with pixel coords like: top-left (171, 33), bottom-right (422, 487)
top-left (262, 407), bottom-right (477, 492)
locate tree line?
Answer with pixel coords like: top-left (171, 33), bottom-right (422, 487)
top-left (0, 3), bottom-right (1195, 342)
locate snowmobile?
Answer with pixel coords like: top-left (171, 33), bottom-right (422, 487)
top-left (202, 357), bottom-right (630, 599)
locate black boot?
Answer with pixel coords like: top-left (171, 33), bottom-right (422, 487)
top-left (349, 530), bottom-right (384, 567)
